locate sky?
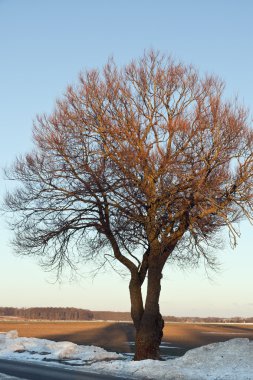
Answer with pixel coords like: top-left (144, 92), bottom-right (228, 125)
top-left (0, 0), bottom-right (253, 317)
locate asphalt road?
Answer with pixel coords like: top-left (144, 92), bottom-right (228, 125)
top-left (0, 359), bottom-right (131, 380)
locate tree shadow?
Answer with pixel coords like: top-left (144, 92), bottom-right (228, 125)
top-left (40, 322), bottom-right (136, 353)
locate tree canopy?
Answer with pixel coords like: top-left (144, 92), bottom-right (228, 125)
top-left (6, 52), bottom-right (253, 272)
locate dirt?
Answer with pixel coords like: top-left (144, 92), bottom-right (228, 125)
top-left (0, 320), bottom-right (252, 355)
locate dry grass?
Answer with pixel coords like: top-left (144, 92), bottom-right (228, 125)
top-left (0, 320), bottom-right (252, 353)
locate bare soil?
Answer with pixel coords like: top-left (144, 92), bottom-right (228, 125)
top-left (0, 320), bottom-right (252, 355)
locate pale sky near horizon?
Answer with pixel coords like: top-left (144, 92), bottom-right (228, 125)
top-left (0, 0), bottom-right (253, 317)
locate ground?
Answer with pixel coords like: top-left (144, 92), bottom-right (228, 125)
top-left (0, 320), bottom-right (252, 356)
top-left (0, 328), bottom-right (253, 379)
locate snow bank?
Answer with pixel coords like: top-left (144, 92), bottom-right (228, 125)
top-left (0, 331), bottom-right (252, 379)
top-left (0, 330), bottom-right (122, 364)
top-left (87, 339), bottom-right (253, 379)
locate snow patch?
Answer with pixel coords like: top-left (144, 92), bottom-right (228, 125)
top-left (0, 330), bottom-right (122, 364)
top-left (5, 331), bottom-right (18, 339)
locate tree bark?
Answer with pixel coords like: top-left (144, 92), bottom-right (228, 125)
top-left (129, 274), bottom-right (144, 331)
top-left (133, 262), bottom-right (164, 360)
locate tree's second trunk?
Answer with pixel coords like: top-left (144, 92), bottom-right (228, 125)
top-left (134, 263), bottom-right (164, 360)
top-left (129, 275), bottom-right (144, 331)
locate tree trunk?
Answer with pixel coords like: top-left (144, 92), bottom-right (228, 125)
top-left (134, 263), bottom-right (164, 360)
top-left (129, 275), bottom-right (144, 331)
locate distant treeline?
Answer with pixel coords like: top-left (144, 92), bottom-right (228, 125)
top-left (0, 307), bottom-right (253, 323)
top-left (0, 307), bottom-right (93, 320)
top-left (163, 315), bottom-right (253, 323)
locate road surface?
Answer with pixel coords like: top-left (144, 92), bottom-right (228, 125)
top-left (0, 359), bottom-right (130, 380)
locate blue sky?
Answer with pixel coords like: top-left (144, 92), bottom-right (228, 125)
top-left (0, 0), bottom-right (253, 317)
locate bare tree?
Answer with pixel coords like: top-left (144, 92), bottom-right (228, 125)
top-left (4, 51), bottom-right (253, 360)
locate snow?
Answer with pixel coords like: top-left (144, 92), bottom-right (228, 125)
top-left (0, 330), bottom-right (122, 364)
top-left (0, 330), bottom-right (252, 379)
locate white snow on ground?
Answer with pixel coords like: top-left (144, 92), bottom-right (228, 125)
top-left (0, 330), bottom-right (122, 364)
top-left (0, 330), bottom-right (253, 379)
